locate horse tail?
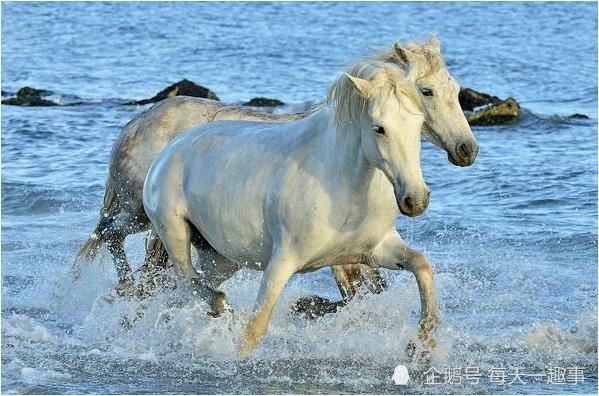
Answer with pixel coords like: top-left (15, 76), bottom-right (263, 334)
top-left (74, 177), bottom-right (120, 275)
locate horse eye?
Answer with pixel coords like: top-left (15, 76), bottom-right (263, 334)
top-left (420, 88), bottom-right (434, 96)
top-left (374, 126), bottom-right (385, 135)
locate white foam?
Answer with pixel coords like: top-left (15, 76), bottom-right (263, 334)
top-left (67, 268), bottom-right (443, 366)
top-left (525, 309), bottom-right (598, 356)
top-left (3, 314), bottom-right (57, 344)
top-left (21, 366), bottom-right (72, 381)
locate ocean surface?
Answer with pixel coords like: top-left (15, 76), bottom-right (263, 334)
top-left (1, 2), bottom-right (597, 394)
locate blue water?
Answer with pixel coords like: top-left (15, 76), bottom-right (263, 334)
top-left (2, 2), bottom-right (597, 394)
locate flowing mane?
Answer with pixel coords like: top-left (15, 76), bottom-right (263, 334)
top-left (325, 60), bottom-right (424, 128)
top-left (369, 40), bottom-right (445, 80)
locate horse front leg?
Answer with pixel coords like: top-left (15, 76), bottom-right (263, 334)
top-left (239, 254), bottom-right (296, 357)
top-left (376, 233), bottom-right (440, 347)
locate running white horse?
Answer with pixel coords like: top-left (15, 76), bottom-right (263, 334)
top-left (143, 58), bottom-right (439, 356)
top-left (76, 35), bottom-right (477, 306)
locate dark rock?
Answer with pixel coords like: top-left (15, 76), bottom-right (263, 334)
top-left (568, 113), bottom-right (590, 119)
top-left (460, 86), bottom-right (522, 126)
top-left (17, 86), bottom-right (52, 98)
top-left (243, 97), bottom-right (285, 107)
top-left (459, 87), bottom-right (501, 111)
top-left (1, 86), bottom-right (58, 106)
top-left (1, 97), bottom-right (57, 106)
top-left (128, 79), bottom-right (219, 105)
top-left (466, 97), bottom-right (521, 126)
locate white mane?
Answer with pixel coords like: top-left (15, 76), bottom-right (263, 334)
top-left (370, 41), bottom-right (446, 80)
top-left (326, 60), bottom-right (424, 128)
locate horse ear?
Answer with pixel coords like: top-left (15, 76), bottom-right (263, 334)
top-left (345, 74), bottom-right (373, 98)
top-left (393, 42), bottom-right (411, 65)
top-left (428, 33), bottom-right (441, 50)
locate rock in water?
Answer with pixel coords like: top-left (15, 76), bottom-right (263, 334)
top-left (568, 113), bottom-right (590, 119)
top-left (16, 86), bottom-right (51, 98)
top-left (243, 97), bottom-right (285, 107)
top-left (2, 86), bottom-right (58, 106)
top-left (459, 87), bottom-right (501, 111)
top-left (466, 97), bottom-right (521, 126)
top-left (459, 87), bottom-right (522, 126)
top-left (128, 79), bottom-right (220, 105)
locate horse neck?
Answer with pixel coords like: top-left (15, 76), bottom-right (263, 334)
top-left (316, 110), bottom-right (377, 196)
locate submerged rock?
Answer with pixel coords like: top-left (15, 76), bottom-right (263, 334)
top-left (466, 97), bottom-right (521, 126)
top-left (243, 97), bottom-right (285, 107)
top-left (459, 87), bottom-right (501, 111)
top-left (568, 113), bottom-right (590, 119)
top-left (128, 79), bottom-right (219, 105)
top-left (2, 86), bottom-right (58, 106)
top-left (459, 86), bottom-right (522, 126)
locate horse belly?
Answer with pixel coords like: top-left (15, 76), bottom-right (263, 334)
top-left (184, 154), bottom-right (274, 268)
top-left (190, 200), bottom-right (273, 268)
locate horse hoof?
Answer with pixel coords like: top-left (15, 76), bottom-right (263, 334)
top-left (133, 274), bottom-right (162, 300)
top-left (405, 340), bottom-right (432, 367)
top-left (405, 340), bottom-right (416, 360)
top-left (115, 278), bottom-right (136, 299)
top-left (419, 312), bottom-right (440, 334)
top-left (417, 315), bottom-right (439, 347)
top-left (290, 296), bottom-right (346, 319)
top-left (417, 328), bottom-right (438, 349)
top-left (119, 307), bottom-right (145, 330)
top-left (208, 291), bottom-right (231, 318)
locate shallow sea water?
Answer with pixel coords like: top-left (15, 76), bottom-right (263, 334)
top-left (1, 2), bottom-right (597, 394)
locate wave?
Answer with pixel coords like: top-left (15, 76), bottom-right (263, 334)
top-left (1, 182), bottom-right (101, 215)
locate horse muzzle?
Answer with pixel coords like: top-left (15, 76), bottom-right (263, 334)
top-left (398, 189), bottom-right (430, 217)
top-left (448, 140), bottom-right (479, 167)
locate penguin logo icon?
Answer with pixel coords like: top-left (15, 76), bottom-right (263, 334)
top-left (392, 364), bottom-right (410, 385)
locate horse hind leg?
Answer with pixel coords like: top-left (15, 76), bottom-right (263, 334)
top-left (291, 264), bottom-right (387, 319)
top-left (152, 214), bottom-right (224, 317)
top-left (74, 175), bottom-right (122, 277)
top-left (189, 227), bottom-right (235, 316)
top-left (291, 265), bottom-right (358, 318)
top-left (356, 265), bottom-right (387, 295)
top-left (132, 227), bottom-right (174, 299)
top-left (333, 264), bottom-right (386, 300)
top-left (103, 210), bottom-right (150, 297)
top-left (145, 227), bottom-right (171, 272)
top-left (102, 222), bottom-right (134, 296)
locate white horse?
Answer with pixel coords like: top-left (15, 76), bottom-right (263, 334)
top-left (143, 58), bottom-right (439, 356)
top-left (76, 35), bottom-right (476, 306)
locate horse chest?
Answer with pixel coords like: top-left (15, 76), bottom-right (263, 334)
top-left (288, 204), bottom-right (395, 271)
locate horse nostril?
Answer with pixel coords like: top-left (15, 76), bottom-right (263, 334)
top-left (424, 190), bottom-right (431, 205)
top-left (459, 142), bottom-right (471, 159)
top-left (403, 197), bottom-right (414, 211)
